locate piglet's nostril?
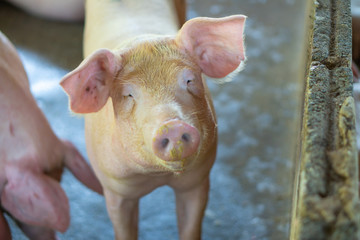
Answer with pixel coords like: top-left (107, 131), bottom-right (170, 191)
top-left (153, 120), bottom-right (200, 162)
top-left (161, 138), bottom-right (170, 148)
top-left (181, 133), bottom-right (190, 143)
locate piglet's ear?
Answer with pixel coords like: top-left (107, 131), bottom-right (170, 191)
top-left (60, 49), bottom-right (121, 114)
top-left (176, 15), bottom-right (246, 78)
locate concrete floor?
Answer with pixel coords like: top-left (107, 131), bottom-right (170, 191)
top-left (0, 0), bottom-right (308, 239)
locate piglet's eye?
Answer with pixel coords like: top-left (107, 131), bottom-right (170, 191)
top-left (183, 71), bottom-right (195, 85)
top-left (180, 69), bottom-right (203, 97)
top-left (123, 93), bottom-right (133, 99)
top-left (180, 69), bottom-right (198, 91)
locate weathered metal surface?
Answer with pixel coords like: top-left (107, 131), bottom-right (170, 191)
top-left (291, 0), bottom-right (360, 239)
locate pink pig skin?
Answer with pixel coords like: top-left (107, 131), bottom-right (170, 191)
top-left (60, 1), bottom-right (246, 239)
top-left (0, 31), bottom-right (103, 240)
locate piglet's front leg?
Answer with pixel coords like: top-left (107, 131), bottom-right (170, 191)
top-left (104, 189), bottom-right (139, 240)
top-left (62, 140), bottom-right (103, 195)
top-left (174, 177), bottom-right (210, 240)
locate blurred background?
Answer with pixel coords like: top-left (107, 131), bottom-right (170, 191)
top-left (0, 0), bottom-right (308, 239)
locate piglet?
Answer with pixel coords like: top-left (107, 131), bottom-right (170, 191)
top-left (60, 1), bottom-right (246, 239)
top-left (0, 31), bottom-right (102, 240)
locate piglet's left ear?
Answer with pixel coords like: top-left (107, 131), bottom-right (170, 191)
top-left (176, 15), bottom-right (247, 78)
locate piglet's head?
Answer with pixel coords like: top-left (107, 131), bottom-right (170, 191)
top-left (60, 15), bottom-right (246, 171)
top-left (60, 15), bottom-right (246, 114)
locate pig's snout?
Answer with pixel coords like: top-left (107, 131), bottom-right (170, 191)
top-left (153, 120), bottom-right (200, 162)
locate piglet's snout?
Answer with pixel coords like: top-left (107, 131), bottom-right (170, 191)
top-left (152, 120), bottom-right (200, 161)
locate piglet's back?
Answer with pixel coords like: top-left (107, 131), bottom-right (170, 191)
top-left (0, 32), bottom-right (60, 168)
top-left (84, 0), bottom-right (180, 56)
top-left (0, 31), bottom-right (29, 92)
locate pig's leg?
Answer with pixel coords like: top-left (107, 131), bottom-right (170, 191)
top-left (17, 222), bottom-right (57, 240)
top-left (174, 177), bottom-right (210, 240)
top-left (104, 189), bottom-right (139, 240)
top-left (62, 140), bottom-right (103, 195)
top-left (1, 165), bottom-right (70, 232)
top-left (0, 212), bottom-right (11, 240)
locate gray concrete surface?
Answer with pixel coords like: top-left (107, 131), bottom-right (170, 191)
top-left (0, 0), bottom-right (308, 239)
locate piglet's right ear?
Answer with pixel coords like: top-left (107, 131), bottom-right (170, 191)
top-left (60, 49), bottom-right (121, 114)
top-left (176, 15), bottom-right (246, 79)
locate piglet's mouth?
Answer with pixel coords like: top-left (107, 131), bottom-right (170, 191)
top-left (159, 158), bottom-right (187, 172)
